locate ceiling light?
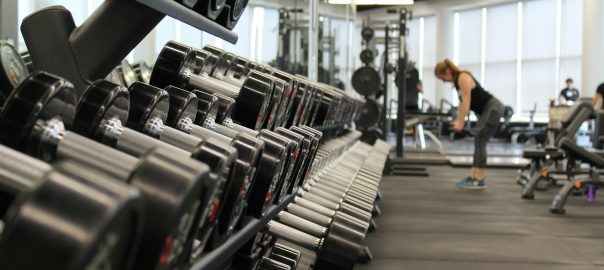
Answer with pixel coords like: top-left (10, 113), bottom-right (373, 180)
top-left (327, 0), bottom-right (414, 5)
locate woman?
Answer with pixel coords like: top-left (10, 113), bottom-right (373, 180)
top-left (434, 59), bottom-right (505, 189)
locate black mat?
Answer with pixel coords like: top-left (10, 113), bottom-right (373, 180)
top-left (356, 166), bottom-right (604, 270)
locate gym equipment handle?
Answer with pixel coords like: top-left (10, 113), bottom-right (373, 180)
top-left (267, 221), bottom-right (321, 250)
top-left (277, 211), bottom-right (327, 237)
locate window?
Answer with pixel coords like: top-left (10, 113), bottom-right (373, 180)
top-left (456, 9), bottom-right (482, 80)
top-left (422, 16), bottom-right (437, 105)
top-left (521, 0), bottom-right (558, 115)
top-left (451, 0), bottom-right (583, 118)
top-left (559, 0), bottom-right (582, 92)
top-left (485, 3), bottom-right (518, 111)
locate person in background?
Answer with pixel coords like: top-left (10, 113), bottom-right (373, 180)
top-left (591, 82), bottom-right (604, 109)
top-left (434, 59), bottom-right (505, 190)
top-left (560, 78), bottom-right (580, 103)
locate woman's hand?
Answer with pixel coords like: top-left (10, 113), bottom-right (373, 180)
top-left (450, 119), bottom-right (465, 132)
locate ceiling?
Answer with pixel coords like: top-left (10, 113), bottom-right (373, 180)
top-left (356, 0), bottom-right (430, 12)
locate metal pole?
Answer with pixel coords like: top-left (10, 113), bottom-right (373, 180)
top-left (308, 0), bottom-right (319, 81)
top-left (396, 8), bottom-right (409, 157)
top-left (383, 25), bottom-right (390, 140)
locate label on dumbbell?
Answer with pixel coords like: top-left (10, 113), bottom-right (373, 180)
top-left (84, 232), bottom-right (120, 270)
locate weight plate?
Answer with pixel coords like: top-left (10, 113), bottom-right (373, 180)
top-left (360, 49), bottom-right (374, 64)
top-left (0, 41), bottom-right (28, 105)
top-left (351, 66), bottom-right (380, 96)
top-left (361, 27), bottom-right (374, 41)
top-left (355, 99), bottom-right (381, 128)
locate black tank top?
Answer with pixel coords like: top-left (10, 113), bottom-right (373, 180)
top-left (454, 71), bottom-right (493, 115)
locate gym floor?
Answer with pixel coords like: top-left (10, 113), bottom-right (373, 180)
top-left (358, 142), bottom-right (604, 270)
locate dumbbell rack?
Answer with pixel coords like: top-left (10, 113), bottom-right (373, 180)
top-left (190, 195), bottom-right (295, 270)
top-left (190, 128), bottom-right (370, 270)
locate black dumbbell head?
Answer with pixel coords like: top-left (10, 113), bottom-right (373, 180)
top-left (201, 45), bottom-right (229, 76)
top-left (126, 82), bottom-right (170, 132)
top-left (164, 85), bottom-right (198, 127)
top-left (236, 71), bottom-right (274, 130)
top-left (74, 80), bottom-right (129, 140)
top-left (193, 49), bottom-right (219, 76)
top-left (226, 56), bottom-right (251, 79)
top-left (227, 0), bottom-right (248, 21)
top-left (208, 92), bottom-right (236, 124)
top-left (191, 89), bottom-right (219, 125)
top-left (0, 71), bottom-right (76, 156)
top-left (190, 0), bottom-right (225, 20)
top-left (150, 41), bottom-right (197, 90)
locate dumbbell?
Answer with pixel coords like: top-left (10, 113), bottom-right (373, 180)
top-left (132, 60), bottom-right (152, 84)
top-left (0, 71), bottom-right (211, 269)
top-left (0, 145), bottom-right (143, 270)
top-left (312, 169), bottom-right (380, 216)
top-left (162, 85), bottom-right (292, 219)
top-left (296, 80), bottom-right (320, 127)
top-left (234, 128), bottom-right (299, 212)
top-left (200, 89), bottom-right (236, 125)
top-left (286, 78), bottom-right (310, 127)
top-left (117, 59), bottom-right (138, 87)
top-left (271, 210), bottom-right (373, 265)
top-left (160, 85), bottom-right (264, 249)
top-left (266, 220), bottom-right (362, 270)
top-left (263, 242), bottom-right (302, 270)
top-left (150, 41), bottom-right (273, 131)
top-left (288, 157), bottom-right (376, 226)
top-left (290, 126), bottom-right (323, 180)
top-left (179, 0), bottom-right (225, 20)
top-left (216, 0), bottom-right (248, 29)
top-left (186, 88), bottom-right (220, 125)
top-left (294, 150), bottom-right (376, 224)
top-left (73, 80), bottom-right (240, 255)
top-left (19, 50), bottom-right (35, 73)
top-left (274, 127), bottom-right (312, 195)
top-left (269, 71), bottom-right (300, 127)
top-left (201, 121), bottom-right (289, 219)
top-left (200, 47), bottom-right (288, 130)
top-left (255, 257), bottom-right (291, 270)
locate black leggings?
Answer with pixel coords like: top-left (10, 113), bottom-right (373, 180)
top-left (473, 98), bottom-right (505, 168)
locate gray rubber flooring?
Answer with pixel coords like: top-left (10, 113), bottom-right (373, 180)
top-left (356, 165), bottom-right (604, 270)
